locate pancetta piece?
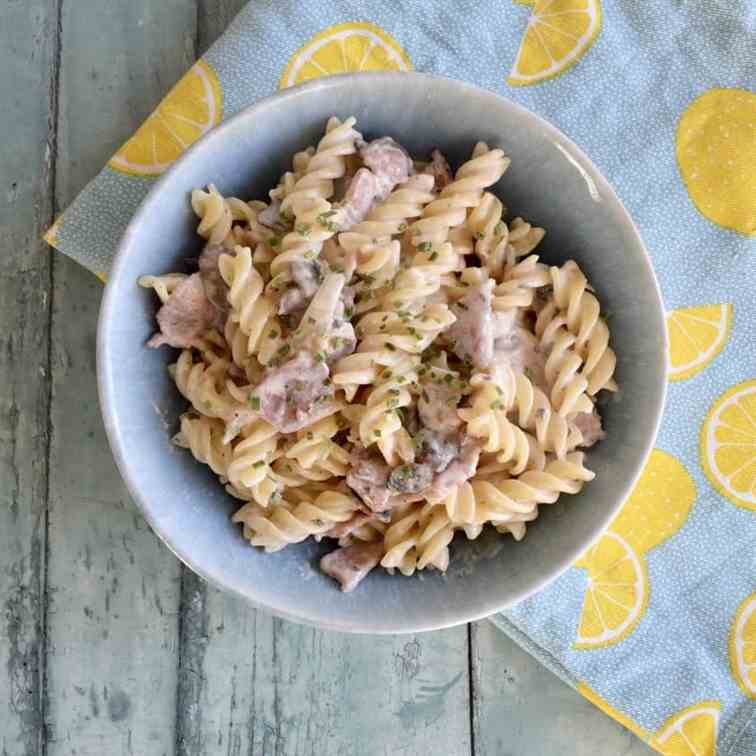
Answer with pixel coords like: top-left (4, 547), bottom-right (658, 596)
top-left (147, 272), bottom-right (217, 349)
top-left (251, 351), bottom-right (336, 433)
top-left (320, 542), bottom-right (384, 592)
top-left (446, 278), bottom-right (495, 368)
top-left (424, 148), bottom-right (453, 190)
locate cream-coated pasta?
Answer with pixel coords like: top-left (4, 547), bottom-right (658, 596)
top-left (140, 116), bottom-right (616, 592)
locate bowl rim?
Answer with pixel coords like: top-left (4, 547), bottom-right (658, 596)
top-left (98, 70), bottom-right (668, 634)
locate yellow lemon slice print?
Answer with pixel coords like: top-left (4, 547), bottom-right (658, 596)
top-left (280, 22), bottom-right (412, 90)
top-left (730, 593), bottom-right (756, 698)
top-left (507, 0), bottom-right (602, 87)
top-left (574, 530), bottom-right (647, 649)
top-left (110, 60), bottom-right (223, 177)
top-left (652, 701), bottom-right (720, 756)
top-left (575, 449), bottom-right (694, 649)
top-left (667, 304), bottom-right (733, 382)
top-left (609, 449), bottom-right (696, 554)
top-left (676, 88), bottom-right (756, 236)
top-left (701, 379), bottom-right (756, 512)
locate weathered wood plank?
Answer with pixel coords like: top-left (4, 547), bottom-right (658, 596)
top-left (471, 621), bottom-right (654, 756)
top-left (44, 2), bottom-right (197, 754)
top-left (175, 6), bottom-right (471, 755)
top-left (177, 573), bottom-right (471, 756)
top-left (197, 0), bottom-right (248, 54)
top-left (0, 1), bottom-right (58, 753)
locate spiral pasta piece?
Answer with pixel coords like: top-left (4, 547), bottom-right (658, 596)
top-left (270, 145), bottom-right (316, 202)
top-left (459, 374), bottom-right (542, 475)
top-left (492, 254), bottom-right (550, 309)
top-left (359, 358), bottom-right (419, 462)
top-left (191, 184), bottom-right (255, 246)
top-left (173, 413), bottom-right (233, 479)
top-left (270, 196), bottom-right (340, 281)
top-left (171, 351), bottom-right (254, 440)
top-left (381, 503), bottom-right (453, 575)
top-left (138, 273), bottom-right (188, 304)
top-left (226, 420), bottom-right (279, 499)
top-left (280, 116), bottom-right (361, 214)
top-left (442, 479), bottom-right (539, 540)
top-left (546, 261), bottom-right (617, 394)
top-left (218, 246), bottom-right (284, 365)
top-left (340, 173), bottom-right (436, 245)
top-left (285, 415), bottom-right (351, 478)
top-left (467, 191), bottom-right (505, 263)
top-left (357, 303), bottom-right (456, 355)
top-left (494, 366), bottom-right (583, 457)
top-left (232, 490), bottom-right (360, 552)
top-left (409, 143), bottom-right (510, 246)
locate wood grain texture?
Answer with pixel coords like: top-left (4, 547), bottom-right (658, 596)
top-left (471, 622), bottom-right (655, 756)
top-left (0, 1), bottom-right (58, 753)
top-left (176, 572), bottom-right (471, 756)
top-left (197, 0), bottom-right (248, 54)
top-left (44, 2), bottom-right (196, 754)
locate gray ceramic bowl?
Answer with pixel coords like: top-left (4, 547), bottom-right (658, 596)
top-left (98, 72), bottom-right (666, 633)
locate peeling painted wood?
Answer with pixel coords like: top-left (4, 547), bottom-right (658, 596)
top-left (471, 621), bottom-right (655, 756)
top-left (0, 1), bottom-right (59, 753)
top-left (176, 574), bottom-right (471, 756)
top-left (43, 2), bottom-right (196, 754)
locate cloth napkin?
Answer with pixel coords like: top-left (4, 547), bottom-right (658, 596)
top-left (46, 2), bottom-right (755, 753)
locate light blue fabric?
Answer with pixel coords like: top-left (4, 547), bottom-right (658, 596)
top-left (50, 2), bottom-right (755, 751)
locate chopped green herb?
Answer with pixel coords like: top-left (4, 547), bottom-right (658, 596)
top-left (304, 249), bottom-right (317, 260)
top-left (315, 352), bottom-right (326, 363)
top-left (490, 400), bottom-right (504, 411)
top-left (417, 241), bottom-right (433, 253)
top-left (385, 342), bottom-right (396, 351)
top-left (268, 329), bottom-right (279, 339)
top-left (373, 429), bottom-right (382, 437)
top-left (249, 395), bottom-right (261, 410)
top-left (277, 344), bottom-right (291, 357)
top-left (388, 388), bottom-right (400, 396)
top-left (383, 370), bottom-right (393, 379)
top-left (344, 307), bottom-right (354, 319)
top-left (474, 231), bottom-right (486, 240)
top-left (429, 251), bottom-right (438, 261)
top-left (444, 373), bottom-right (454, 384)
top-left (269, 237), bottom-right (280, 248)
top-left (397, 376), bottom-right (406, 384)
top-left (421, 389), bottom-right (430, 403)
top-left (306, 432), bottom-right (314, 440)
top-left (295, 223), bottom-right (311, 237)
top-left (308, 316), bottom-right (316, 324)
top-left (253, 460), bottom-right (266, 469)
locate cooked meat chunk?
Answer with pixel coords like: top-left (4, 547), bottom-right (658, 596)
top-left (320, 542), bottom-right (384, 592)
top-left (346, 447), bottom-right (395, 515)
top-left (424, 148), bottom-right (452, 190)
top-left (494, 313), bottom-right (549, 391)
top-left (425, 437), bottom-right (482, 503)
top-left (415, 429), bottom-right (461, 473)
top-left (337, 168), bottom-right (380, 230)
top-left (418, 379), bottom-right (463, 435)
top-left (251, 351), bottom-right (336, 433)
top-left (569, 408), bottom-right (605, 448)
top-left (257, 198), bottom-right (284, 229)
top-left (447, 278), bottom-right (495, 368)
top-left (359, 137), bottom-right (413, 199)
top-left (278, 258), bottom-right (325, 315)
top-left (388, 463), bottom-right (434, 494)
top-left (147, 273), bottom-right (217, 349)
top-left (198, 243), bottom-right (230, 321)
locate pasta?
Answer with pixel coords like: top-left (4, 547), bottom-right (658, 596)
top-left (140, 116), bottom-right (617, 592)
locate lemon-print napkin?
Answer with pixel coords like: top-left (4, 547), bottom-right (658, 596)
top-left (46, 2), bottom-right (755, 753)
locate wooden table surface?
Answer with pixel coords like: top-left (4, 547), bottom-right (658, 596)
top-left (0, 2), bottom-right (656, 754)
